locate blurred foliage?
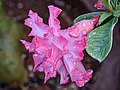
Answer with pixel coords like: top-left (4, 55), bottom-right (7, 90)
top-left (0, 0), bottom-right (28, 85)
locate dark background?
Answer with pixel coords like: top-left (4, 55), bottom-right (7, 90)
top-left (0, 0), bottom-right (120, 90)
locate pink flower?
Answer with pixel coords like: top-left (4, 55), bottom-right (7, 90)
top-left (21, 5), bottom-right (98, 87)
top-left (94, 0), bottom-right (106, 10)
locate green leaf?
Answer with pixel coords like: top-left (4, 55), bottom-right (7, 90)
top-left (102, 0), bottom-right (113, 11)
top-left (111, 0), bottom-right (118, 8)
top-left (74, 12), bottom-right (103, 23)
top-left (113, 3), bottom-right (120, 17)
top-left (86, 17), bottom-right (118, 62)
top-left (99, 12), bottom-right (112, 25)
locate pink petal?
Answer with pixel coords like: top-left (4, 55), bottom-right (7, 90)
top-left (70, 36), bottom-right (87, 59)
top-left (57, 59), bottom-right (69, 84)
top-left (43, 45), bottom-right (63, 83)
top-left (42, 61), bottom-right (56, 83)
top-left (69, 17), bottom-right (99, 37)
top-left (20, 40), bottom-right (31, 50)
top-left (20, 40), bottom-right (35, 52)
top-left (53, 36), bottom-right (67, 50)
top-left (32, 36), bottom-right (52, 56)
top-left (34, 44), bottom-right (63, 83)
top-left (61, 21), bottom-right (94, 87)
top-left (94, 0), bottom-right (107, 10)
top-left (48, 5), bottom-right (62, 36)
top-left (63, 53), bottom-right (93, 87)
top-left (73, 69), bottom-right (93, 87)
top-left (61, 29), bottom-right (87, 59)
top-left (25, 10), bottom-right (49, 37)
top-left (33, 53), bottom-right (46, 72)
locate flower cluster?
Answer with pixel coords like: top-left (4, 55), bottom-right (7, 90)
top-left (21, 5), bottom-right (99, 87)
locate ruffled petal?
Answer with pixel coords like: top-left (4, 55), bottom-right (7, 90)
top-left (32, 37), bottom-right (52, 57)
top-left (20, 40), bottom-right (35, 52)
top-left (25, 10), bottom-right (49, 37)
top-left (61, 20), bottom-right (94, 87)
top-left (57, 59), bottom-right (69, 84)
top-left (69, 17), bottom-right (99, 37)
top-left (48, 5), bottom-right (62, 36)
top-left (33, 53), bottom-right (46, 72)
top-left (33, 44), bottom-right (63, 83)
top-left (63, 53), bottom-right (93, 87)
top-left (61, 29), bottom-right (87, 59)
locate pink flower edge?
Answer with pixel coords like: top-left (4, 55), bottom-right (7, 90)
top-left (21, 5), bottom-right (99, 87)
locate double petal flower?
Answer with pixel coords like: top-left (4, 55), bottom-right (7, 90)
top-left (21, 5), bottom-right (98, 87)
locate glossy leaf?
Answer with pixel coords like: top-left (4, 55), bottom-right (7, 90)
top-left (113, 3), bottom-right (120, 17)
top-left (86, 18), bottom-right (118, 62)
top-left (111, 0), bottom-right (118, 8)
top-left (99, 12), bottom-right (112, 25)
top-left (74, 12), bottom-right (103, 23)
